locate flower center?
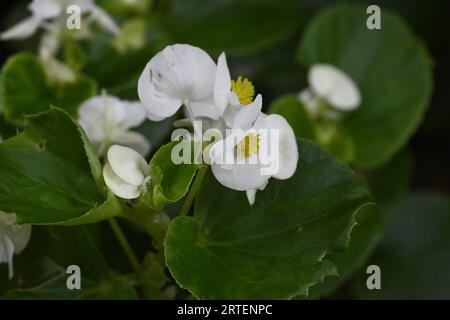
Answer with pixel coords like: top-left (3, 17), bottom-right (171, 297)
top-left (231, 76), bottom-right (255, 105)
top-left (236, 133), bottom-right (260, 158)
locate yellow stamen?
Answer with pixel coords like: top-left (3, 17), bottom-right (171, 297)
top-left (231, 76), bottom-right (255, 105)
top-left (236, 133), bottom-right (260, 158)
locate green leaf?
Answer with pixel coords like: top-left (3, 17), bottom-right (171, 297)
top-left (308, 151), bottom-right (411, 298)
top-left (297, 3), bottom-right (432, 168)
top-left (148, 140), bottom-right (199, 210)
top-left (159, 0), bottom-right (303, 55)
top-left (0, 108), bottom-right (123, 224)
top-left (165, 139), bottom-right (372, 299)
top-left (1, 226), bottom-right (137, 299)
top-left (350, 192), bottom-right (450, 299)
top-left (0, 53), bottom-right (96, 124)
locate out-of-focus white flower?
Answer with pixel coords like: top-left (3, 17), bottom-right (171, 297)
top-left (298, 64), bottom-right (361, 119)
top-left (0, 212), bottom-right (32, 280)
top-left (0, 0), bottom-right (120, 42)
top-left (308, 64), bottom-right (361, 110)
top-left (103, 145), bottom-right (151, 199)
top-left (209, 110), bottom-right (298, 205)
top-left (78, 94), bottom-right (150, 157)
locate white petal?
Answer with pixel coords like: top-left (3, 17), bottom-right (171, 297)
top-left (143, 44), bottom-right (216, 101)
top-left (78, 96), bottom-right (107, 140)
top-left (78, 96), bottom-right (105, 121)
top-left (246, 189), bottom-right (257, 206)
top-left (79, 95), bottom-right (145, 130)
top-left (8, 224), bottom-right (32, 254)
top-left (229, 91), bottom-right (240, 106)
top-left (104, 95), bottom-right (128, 125)
top-left (245, 179), bottom-right (268, 205)
top-left (103, 163), bottom-right (140, 199)
top-left (120, 101), bottom-right (147, 128)
top-left (112, 131), bottom-right (151, 156)
top-left (223, 104), bottom-right (240, 128)
top-left (0, 16), bottom-right (41, 40)
top-left (265, 114), bottom-right (298, 180)
top-left (28, 0), bottom-right (61, 19)
top-left (309, 64), bottom-right (361, 111)
top-left (138, 62), bottom-right (183, 121)
top-left (0, 235), bottom-right (15, 279)
top-left (214, 53), bottom-right (231, 115)
top-left (232, 94), bottom-right (262, 130)
top-left (211, 162), bottom-right (269, 191)
top-left (90, 6), bottom-right (120, 35)
top-left (107, 145), bottom-right (149, 186)
top-left (189, 95), bottom-right (221, 120)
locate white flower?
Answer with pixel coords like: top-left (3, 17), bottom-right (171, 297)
top-left (0, 212), bottom-right (32, 279)
top-left (209, 110), bottom-right (298, 205)
top-left (298, 64), bottom-right (361, 118)
top-left (0, 0), bottom-right (120, 42)
top-left (103, 145), bottom-right (151, 199)
top-left (78, 94), bottom-right (150, 157)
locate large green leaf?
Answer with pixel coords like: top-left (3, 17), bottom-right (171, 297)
top-left (0, 53), bottom-right (97, 124)
top-left (350, 192), bottom-right (450, 299)
top-left (159, 0), bottom-right (304, 55)
top-left (165, 139), bottom-right (372, 299)
top-left (297, 3), bottom-right (432, 168)
top-left (0, 108), bottom-right (122, 225)
top-left (1, 226), bottom-right (137, 299)
top-left (308, 151), bottom-right (411, 298)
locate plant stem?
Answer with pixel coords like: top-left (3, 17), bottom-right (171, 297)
top-left (108, 218), bottom-right (142, 274)
top-left (179, 165), bottom-right (208, 216)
